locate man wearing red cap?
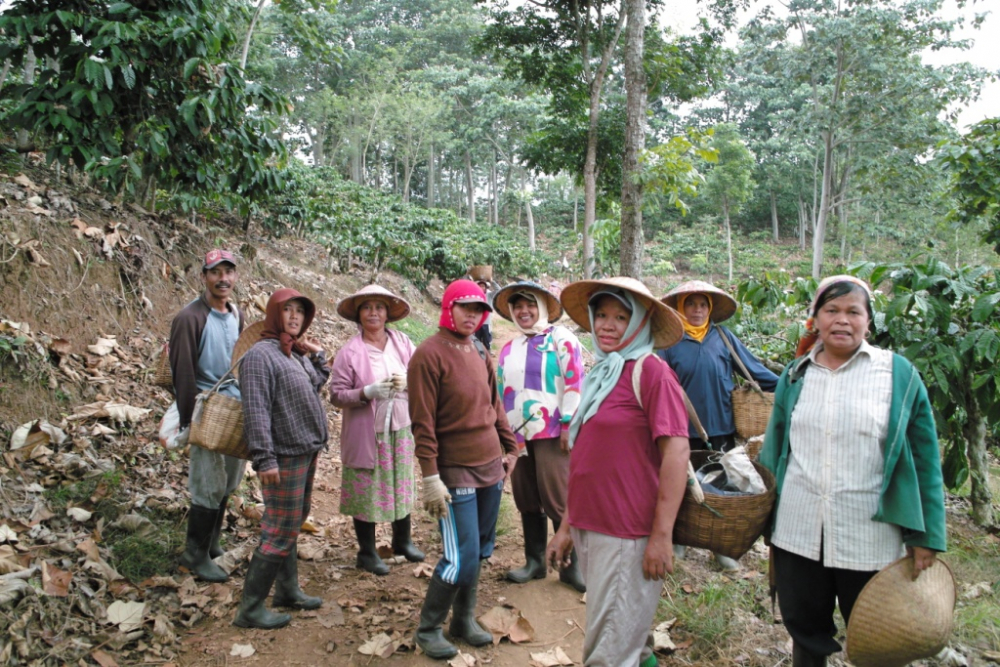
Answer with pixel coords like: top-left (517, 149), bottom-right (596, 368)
top-left (169, 249), bottom-right (246, 582)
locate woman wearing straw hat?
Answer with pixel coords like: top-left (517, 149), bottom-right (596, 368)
top-left (408, 279), bottom-right (519, 660)
top-left (493, 281), bottom-right (586, 593)
top-left (659, 280), bottom-right (778, 570)
top-left (330, 284), bottom-right (424, 575)
top-left (234, 288), bottom-right (328, 629)
top-left (547, 277), bottom-right (691, 667)
top-left (759, 275), bottom-right (946, 667)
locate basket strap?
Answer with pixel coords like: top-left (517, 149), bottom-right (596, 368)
top-left (204, 358), bottom-right (243, 396)
top-left (719, 327), bottom-right (763, 395)
top-left (631, 353), bottom-right (705, 505)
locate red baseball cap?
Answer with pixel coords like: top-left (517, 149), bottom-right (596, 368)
top-left (203, 249), bottom-right (237, 270)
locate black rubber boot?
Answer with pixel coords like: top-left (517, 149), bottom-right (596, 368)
top-left (792, 643), bottom-right (828, 667)
top-left (272, 544), bottom-right (322, 610)
top-left (233, 550), bottom-right (292, 629)
top-left (208, 496), bottom-right (229, 559)
top-left (552, 519), bottom-right (586, 593)
top-left (391, 515), bottom-right (425, 563)
top-left (180, 504), bottom-right (228, 582)
top-left (415, 575), bottom-right (459, 659)
top-left (506, 512), bottom-right (548, 583)
top-left (449, 563), bottom-right (493, 647)
top-left (353, 518), bottom-right (389, 575)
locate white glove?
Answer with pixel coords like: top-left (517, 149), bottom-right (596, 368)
top-left (363, 378), bottom-right (393, 401)
top-left (391, 373), bottom-right (407, 392)
top-left (422, 474), bottom-right (452, 519)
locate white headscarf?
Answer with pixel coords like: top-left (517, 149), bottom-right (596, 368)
top-left (510, 290), bottom-right (550, 336)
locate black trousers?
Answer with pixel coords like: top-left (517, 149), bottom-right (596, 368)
top-left (773, 545), bottom-right (877, 657)
top-left (690, 432), bottom-right (736, 452)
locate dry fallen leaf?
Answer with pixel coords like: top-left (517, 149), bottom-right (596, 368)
top-left (14, 174), bottom-right (36, 190)
top-left (0, 524), bottom-right (18, 544)
top-left (358, 632), bottom-right (397, 658)
top-left (67, 507), bottom-right (93, 522)
top-left (413, 562), bottom-right (435, 578)
top-left (478, 605), bottom-right (536, 644)
top-left (230, 643), bottom-right (255, 658)
top-left (106, 599), bottom-right (146, 632)
top-left (529, 646), bottom-right (575, 666)
top-left (88, 337), bottom-right (118, 356)
top-left (652, 619), bottom-right (677, 652)
top-left (0, 545), bottom-right (25, 574)
top-left (90, 649), bottom-right (119, 667)
top-left (42, 561), bottom-right (72, 597)
top-left (448, 652), bottom-right (477, 666)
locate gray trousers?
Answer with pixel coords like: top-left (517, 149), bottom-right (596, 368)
top-left (573, 528), bottom-right (659, 667)
top-left (188, 445), bottom-right (247, 509)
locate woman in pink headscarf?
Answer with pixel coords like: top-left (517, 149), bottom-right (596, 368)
top-left (407, 279), bottom-right (519, 660)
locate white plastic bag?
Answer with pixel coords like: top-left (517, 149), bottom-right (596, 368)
top-left (720, 446), bottom-right (766, 494)
top-left (158, 402), bottom-right (189, 450)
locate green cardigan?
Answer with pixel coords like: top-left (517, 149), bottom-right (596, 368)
top-left (758, 351), bottom-right (947, 552)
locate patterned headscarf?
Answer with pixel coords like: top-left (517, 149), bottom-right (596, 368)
top-left (795, 275), bottom-right (874, 358)
top-left (439, 279), bottom-right (491, 334)
top-left (261, 288), bottom-right (316, 357)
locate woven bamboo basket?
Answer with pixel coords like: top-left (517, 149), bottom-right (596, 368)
top-left (731, 385), bottom-right (774, 440)
top-left (152, 344), bottom-right (173, 388)
top-left (188, 389), bottom-right (249, 460)
top-left (672, 450), bottom-right (776, 560)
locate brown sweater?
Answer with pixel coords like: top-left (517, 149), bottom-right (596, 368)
top-left (408, 328), bottom-right (517, 478)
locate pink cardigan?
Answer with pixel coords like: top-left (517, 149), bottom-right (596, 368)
top-left (329, 328), bottom-right (415, 469)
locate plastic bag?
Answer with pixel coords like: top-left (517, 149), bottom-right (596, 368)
top-left (158, 402), bottom-right (189, 450)
top-left (720, 446), bottom-right (766, 494)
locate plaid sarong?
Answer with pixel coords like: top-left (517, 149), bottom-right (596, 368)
top-left (259, 451), bottom-right (318, 557)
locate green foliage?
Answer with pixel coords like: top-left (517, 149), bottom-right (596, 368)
top-left (703, 123), bottom-right (755, 216)
top-left (640, 128), bottom-right (718, 215)
top-left (938, 118), bottom-right (1000, 253)
top-left (259, 163), bottom-right (545, 285)
top-left (0, 0), bottom-right (289, 210)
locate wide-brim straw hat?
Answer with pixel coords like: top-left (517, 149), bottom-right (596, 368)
top-left (661, 280), bottom-right (738, 323)
top-left (232, 321), bottom-right (267, 379)
top-left (492, 281), bottom-right (563, 323)
top-left (846, 556), bottom-right (956, 667)
top-left (561, 277), bottom-right (684, 349)
top-left (336, 284), bottom-right (410, 323)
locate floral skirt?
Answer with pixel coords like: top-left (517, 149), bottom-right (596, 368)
top-left (339, 426), bottom-right (416, 523)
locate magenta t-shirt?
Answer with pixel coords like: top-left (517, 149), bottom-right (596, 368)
top-left (567, 356), bottom-right (689, 539)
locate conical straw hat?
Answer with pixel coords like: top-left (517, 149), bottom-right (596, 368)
top-left (231, 321), bottom-right (266, 379)
top-left (661, 280), bottom-right (738, 323)
top-left (560, 277), bottom-right (684, 349)
top-left (846, 556), bottom-right (956, 667)
top-left (336, 284), bottom-right (411, 323)
top-left (492, 281), bottom-right (563, 323)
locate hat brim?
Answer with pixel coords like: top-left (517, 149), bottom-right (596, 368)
top-left (846, 556), bottom-right (956, 667)
top-left (452, 297), bottom-right (493, 312)
top-left (337, 290), bottom-right (411, 323)
top-left (231, 321), bottom-right (267, 379)
top-left (493, 282), bottom-right (563, 323)
top-left (561, 278), bottom-right (684, 349)
top-left (661, 281), bottom-right (738, 323)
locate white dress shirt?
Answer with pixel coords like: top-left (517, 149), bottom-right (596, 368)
top-left (772, 340), bottom-right (905, 571)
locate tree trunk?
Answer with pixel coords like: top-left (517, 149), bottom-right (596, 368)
top-left (239, 0), bottom-right (268, 71)
top-left (573, 185), bottom-right (579, 231)
top-left (525, 197), bottom-right (536, 252)
top-left (465, 151), bottom-right (475, 225)
top-left (798, 194), bottom-right (807, 250)
top-left (724, 196), bottom-right (733, 281)
top-left (402, 156), bottom-right (412, 203)
top-left (428, 142), bottom-right (435, 208)
top-left (490, 153), bottom-right (498, 224)
top-left (312, 125), bottom-right (325, 167)
top-left (963, 393), bottom-right (994, 526)
top-left (0, 59), bottom-right (11, 94)
top-left (770, 190), bottom-right (779, 242)
top-left (811, 132), bottom-right (834, 279)
top-left (619, 0), bottom-right (646, 279)
top-left (16, 45), bottom-right (36, 153)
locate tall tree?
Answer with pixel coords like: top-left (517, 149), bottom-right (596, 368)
top-left (938, 118), bottom-right (1000, 254)
top-left (619, 0), bottom-right (645, 278)
top-left (703, 123), bottom-right (755, 281)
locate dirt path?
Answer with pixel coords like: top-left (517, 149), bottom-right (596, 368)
top-left (179, 319), bottom-right (589, 666)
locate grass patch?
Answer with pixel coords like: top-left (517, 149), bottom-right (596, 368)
top-left (392, 316), bottom-right (437, 346)
top-left (495, 492), bottom-right (518, 538)
top-left (108, 516), bottom-right (185, 582)
top-left (44, 470), bottom-right (126, 520)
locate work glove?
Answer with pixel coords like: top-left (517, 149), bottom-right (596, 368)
top-left (391, 373), bottom-right (407, 392)
top-left (363, 377), bottom-right (393, 401)
top-left (422, 474), bottom-right (452, 520)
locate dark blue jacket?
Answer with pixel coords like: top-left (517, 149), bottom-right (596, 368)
top-left (657, 324), bottom-right (778, 439)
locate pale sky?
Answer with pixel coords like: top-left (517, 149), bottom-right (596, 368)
top-left (660, 0), bottom-right (999, 132)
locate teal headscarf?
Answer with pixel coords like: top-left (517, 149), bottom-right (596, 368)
top-left (568, 289), bottom-right (654, 448)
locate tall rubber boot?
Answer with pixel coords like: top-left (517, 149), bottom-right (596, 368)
top-left (714, 553), bottom-right (741, 572)
top-left (552, 520), bottom-right (586, 593)
top-left (391, 515), bottom-right (425, 562)
top-left (272, 543), bottom-right (323, 610)
top-left (415, 575), bottom-right (459, 659)
top-left (179, 505), bottom-right (228, 582)
top-left (449, 563), bottom-right (493, 646)
top-left (353, 518), bottom-right (389, 575)
top-left (208, 496), bottom-right (229, 559)
top-left (506, 512), bottom-right (548, 583)
top-left (232, 550), bottom-right (292, 629)
top-left (792, 643), bottom-right (828, 667)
